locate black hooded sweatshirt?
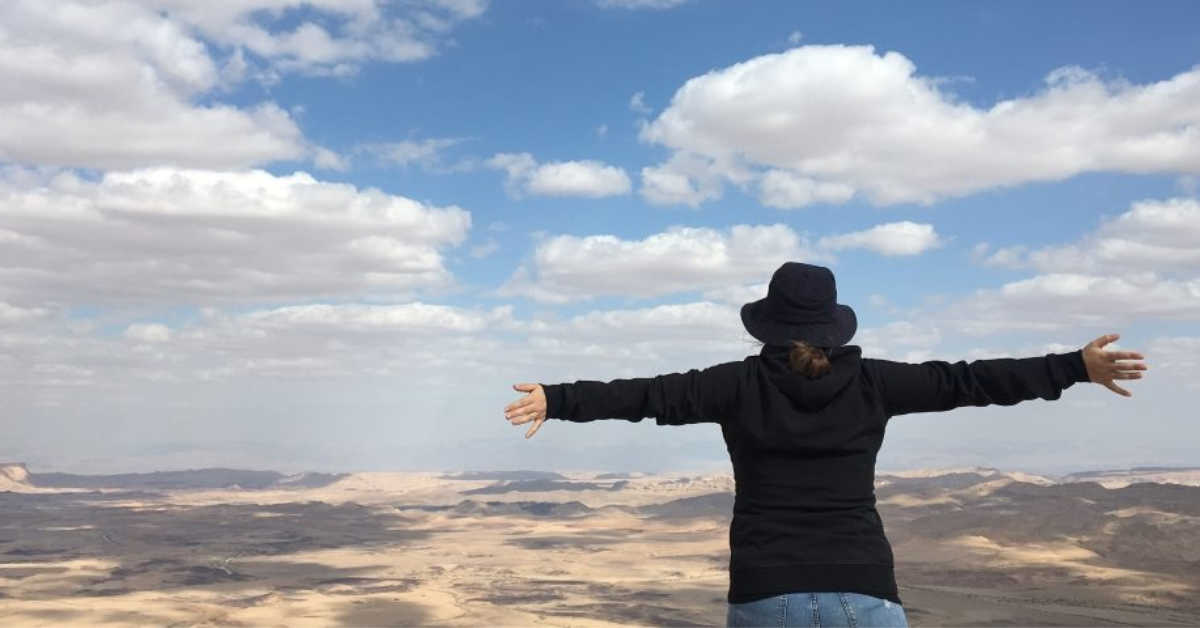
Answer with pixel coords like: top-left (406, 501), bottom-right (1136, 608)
top-left (540, 344), bottom-right (1091, 605)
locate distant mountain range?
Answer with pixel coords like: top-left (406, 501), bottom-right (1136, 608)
top-left (0, 463), bottom-right (345, 491)
top-left (3, 463), bottom-right (1199, 493)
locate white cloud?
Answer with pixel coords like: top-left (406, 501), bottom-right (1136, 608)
top-left (630, 91), bottom-right (652, 114)
top-left (979, 198), bottom-right (1200, 274)
top-left (0, 301), bottom-right (520, 406)
top-left (312, 147), bottom-right (350, 171)
top-left (818, 221), bottom-right (943, 256)
top-left (596, 0), bottom-right (690, 9)
top-left (0, 0), bottom-right (487, 171)
top-left (639, 152), bottom-right (736, 207)
top-left (640, 45), bottom-right (1200, 207)
top-left (1147, 336), bottom-right (1200, 379)
top-left (141, 0), bottom-right (488, 74)
top-left (494, 223), bottom-right (824, 302)
top-left (971, 242), bottom-right (1029, 268)
top-left (0, 167), bottom-right (470, 307)
top-left (700, 282), bottom-right (769, 307)
top-left (0, 302), bottom-right (48, 325)
top-left (641, 164), bottom-right (712, 207)
top-left (0, 297), bottom-right (749, 411)
top-left (854, 320), bottom-right (943, 362)
top-left (494, 220), bottom-right (932, 304)
top-left (125, 323), bottom-right (172, 343)
top-left (359, 137), bottom-right (467, 170)
top-left (947, 197), bottom-right (1200, 336)
top-left (240, 302), bottom-right (503, 334)
top-left (759, 169), bottom-right (855, 208)
top-left (545, 303), bottom-right (754, 369)
top-left (947, 273), bottom-right (1200, 335)
top-left (3, 288), bottom-right (1192, 474)
top-left (486, 152), bottom-right (632, 198)
top-left (0, 1), bottom-right (307, 170)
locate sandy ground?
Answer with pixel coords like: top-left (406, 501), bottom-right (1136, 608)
top-left (2, 468), bottom-right (1199, 626)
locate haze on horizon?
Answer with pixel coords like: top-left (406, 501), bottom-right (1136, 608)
top-left (2, 1), bottom-right (1199, 476)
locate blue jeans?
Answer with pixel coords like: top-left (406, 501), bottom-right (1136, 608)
top-left (727, 592), bottom-right (908, 627)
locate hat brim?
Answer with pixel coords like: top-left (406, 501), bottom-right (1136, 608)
top-left (740, 299), bottom-right (857, 347)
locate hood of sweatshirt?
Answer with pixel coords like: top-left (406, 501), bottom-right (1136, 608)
top-left (759, 343), bottom-right (863, 411)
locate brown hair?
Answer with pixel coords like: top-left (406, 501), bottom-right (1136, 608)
top-left (787, 340), bottom-right (832, 378)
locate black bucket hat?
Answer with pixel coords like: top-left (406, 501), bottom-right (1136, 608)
top-left (740, 262), bottom-right (856, 347)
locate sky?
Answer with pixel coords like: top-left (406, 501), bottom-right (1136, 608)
top-left (2, 0), bottom-right (1198, 475)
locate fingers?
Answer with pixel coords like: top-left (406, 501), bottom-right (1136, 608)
top-left (504, 397), bottom-right (532, 413)
top-left (1103, 380), bottom-right (1132, 397)
top-left (505, 383), bottom-right (545, 413)
top-left (1105, 351), bottom-right (1145, 362)
top-left (1089, 333), bottom-right (1119, 349)
top-left (1112, 371), bottom-right (1143, 380)
top-left (505, 383), bottom-right (547, 437)
top-left (508, 411), bottom-right (542, 425)
top-left (504, 398), bottom-right (546, 417)
top-left (1112, 361), bottom-right (1148, 370)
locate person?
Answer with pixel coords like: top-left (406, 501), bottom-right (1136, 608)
top-left (502, 261), bottom-right (1147, 628)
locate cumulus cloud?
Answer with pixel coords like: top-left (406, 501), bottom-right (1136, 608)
top-left (950, 196), bottom-right (1200, 335)
top-left (494, 223), bottom-right (824, 303)
top-left (640, 152), bottom-right (741, 207)
top-left (0, 167), bottom-right (471, 307)
top-left (759, 169), bottom-right (855, 208)
top-left (487, 152), bottom-right (632, 198)
top-left (943, 273), bottom-right (1200, 336)
top-left (639, 45), bottom-right (1200, 207)
top-left (0, 0), bottom-right (487, 170)
top-left (976, 197), bottom-right (1200, 274)
top-left (818, 221), bottom-right (943, 256)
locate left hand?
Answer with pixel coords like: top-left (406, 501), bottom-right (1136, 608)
top-left (505, 383), bottom-right (547, 439)
top-left (1081, 333), bottom-right (1147, 397)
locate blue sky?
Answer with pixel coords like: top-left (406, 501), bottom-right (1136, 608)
top-left (1, 0), bottom-right (1197, 474)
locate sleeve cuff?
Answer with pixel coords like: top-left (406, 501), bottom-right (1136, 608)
top-left (1057, 350), bottom-right (1091, 384)
top-left (540, 383), bottom-right (565, 418)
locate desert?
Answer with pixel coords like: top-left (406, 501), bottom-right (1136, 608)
top-left (2, 463), bottom-right (1199, 626)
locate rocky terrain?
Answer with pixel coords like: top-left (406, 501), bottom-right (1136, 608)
top-left (1, 463), bottom-right (1198, 626)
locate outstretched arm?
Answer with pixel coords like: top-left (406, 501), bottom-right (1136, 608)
top-left (866, 333), bottom-right (1146, 419)
top-left (504, 360), bottom-right (742, 438)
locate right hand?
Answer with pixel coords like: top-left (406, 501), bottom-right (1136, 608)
top-left (504, 383), bottom-right (547, 439)
top-left (1081, 333), bottom-right (1147, 397)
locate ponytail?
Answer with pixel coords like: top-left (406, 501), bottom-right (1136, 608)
top-left (788, 340), bottom-right (832, 378)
